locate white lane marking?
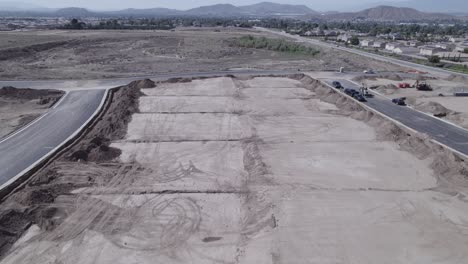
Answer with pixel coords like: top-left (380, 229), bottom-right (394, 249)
top-left (0, 89), bottom-right (109, 192)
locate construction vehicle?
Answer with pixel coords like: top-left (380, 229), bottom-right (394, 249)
top-left (398, 83), bottom-right (411, 88)
top-left (413, 80), bottom-right (432, 91)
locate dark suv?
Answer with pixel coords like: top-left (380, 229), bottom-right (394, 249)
top-left (332, 81), bottom-right (343, 89)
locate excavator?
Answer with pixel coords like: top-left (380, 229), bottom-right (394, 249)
top-left (413, 80), bottom-right (432, 91)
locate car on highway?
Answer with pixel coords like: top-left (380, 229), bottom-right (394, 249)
top-left (344, 88), bottom-right (357, 96)
top-left (392, 97), bottom-right (407, 106)
top-left (353, 94), bottom-right (367, 102)
top-left (332, 81), bottom-right (343, 89)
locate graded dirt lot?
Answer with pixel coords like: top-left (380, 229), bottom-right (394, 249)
top-left (0, 87), bottom-right (64, 138)
top-left (2, 76), bottom-right (468, 263)
top-left (0, 28), bottom-right (400, 80)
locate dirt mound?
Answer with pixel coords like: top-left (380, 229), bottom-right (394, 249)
top-left (414, 101), bottom-right (453, 117)
top-left (128, 79), bottom-right (156, 89)
top-left (379, 73), bottom-right (403, 81)
top-left (0, 86), bottom-right (63, 100)
top-left (68, 83), bottom-right (141, 162)
top-left (445, 74), bottom-right (468, 83)
top-left (375, 84), bottom-right (398, 95)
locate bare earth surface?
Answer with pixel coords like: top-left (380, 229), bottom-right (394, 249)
top-left (3, 76), bottom-right (468, 263)
top-left (0, 28), bottom-right (401, 80)
top-left (0, 87), bottom-right (64, 139)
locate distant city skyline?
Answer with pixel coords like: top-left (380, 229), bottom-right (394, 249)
top-left (0, 0), bottom-right (407, 11)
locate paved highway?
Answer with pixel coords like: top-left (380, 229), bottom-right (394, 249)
top-left (0, 89), bottom-right (106, 189)
top-left (258, 28), bottom-right (468, 79)
top-left (322, 79), bottom-right (468, 157)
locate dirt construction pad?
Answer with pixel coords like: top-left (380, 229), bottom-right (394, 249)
top-left (2, 76), bottom-right (468, 263)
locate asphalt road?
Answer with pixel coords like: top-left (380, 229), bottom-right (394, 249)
top-left (258, 28), bottom-right (468, 79)
top-left (0, 89), bottom-right (106, 189)
top-left (323, 79), bottom-right (468, 157)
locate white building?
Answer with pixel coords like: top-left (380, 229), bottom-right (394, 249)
top-left (360, 39), bottom-right (374, 47)
top-left (393, 47), bottom-right (419, 55)
top-left (372, 41), bottom-right (387, 49)
top-left (385, 43), bottom-right (401, 51)
top-left (420, 46), bottom-right (444, 56)
top-left (337, 34), bottom-right (352, 43)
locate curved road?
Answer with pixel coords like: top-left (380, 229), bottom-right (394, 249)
top-left (0, 89), bottom-right (106, 189)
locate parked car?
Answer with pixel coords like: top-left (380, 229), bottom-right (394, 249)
top-left (392, 97), bottom-right (407, 106)
top-left (363, 69), bottom-right (375, 74)
top-left (332, 81), bottom-right (343, 89)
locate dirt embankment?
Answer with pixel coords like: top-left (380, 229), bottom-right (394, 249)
top-left (0, 80), bottom-right (144, 257)
top-left (0, 87), bottom-right (64, 139)
top-left (295, 74), bottom-right (468, 194)
top-left (0, 41), bottom-right (69, 61)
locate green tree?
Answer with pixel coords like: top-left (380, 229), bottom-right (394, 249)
top-left (350, 36), bottom-right (360, 46)
top-left (428, 55), bottom-right (441, 64)
top-left (464, 48), bottom-right (468, 54)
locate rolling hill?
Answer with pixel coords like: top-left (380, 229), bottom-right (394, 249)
top-left (324, 6), bottom-right (454, 21)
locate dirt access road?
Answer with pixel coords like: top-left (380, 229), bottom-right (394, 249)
top-left (3, 76), bottom-right (468, 263)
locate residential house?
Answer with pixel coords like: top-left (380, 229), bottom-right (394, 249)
top-left (324, 30), bottom-right (337, 37)
top-left (360, 39), bottom-right (374, 47)
top-left (372, 41), bottom-right (387, 49)
top-left (385, 42), bottom-right (401, 51)
top-left (420, 46), bottom-right (444, 56)
top-left (435, 43), bottom-right (456, 51)
top-left (393, 47), bottom-right (419, 55)
top-left (337, 34), bottom-right (352, 43)
top-left (407, 41), bottom-right (422, 47)
top-left (455, 42), bottom-right (468, 52)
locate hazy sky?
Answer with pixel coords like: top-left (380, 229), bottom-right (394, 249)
top-left (0, 0), bottom-right (405, 11)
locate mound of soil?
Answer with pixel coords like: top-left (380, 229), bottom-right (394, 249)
top-left (0, 86), bottom-right (63, 100)
top-left (128, 79), bottom-right (156, 89)
top-left (375, 84), bottom-right (398, 95)
top-left (445, 74), bottom-right (468, 82)
top-left (414, 101), bottom-right (453, 117)
top-left (68, 82), bottom-right (141, 162)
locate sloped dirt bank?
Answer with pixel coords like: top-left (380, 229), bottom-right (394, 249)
top-left (295, 74), bottom-right (468, 194)
top-left (0, 87), bottom-right (64, 139)
top-left (0, 80), bottom-right (144, 258)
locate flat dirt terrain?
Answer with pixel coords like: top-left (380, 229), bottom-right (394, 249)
top-left (2, 76), bottom-right (468, 263)
top-left (0, 87), bottom-right (63, 138)
top-left (0, 28), bottom-right (400, 80)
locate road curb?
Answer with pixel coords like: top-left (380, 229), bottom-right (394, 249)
top-left (0, 88), bottom-right (110, 200)
top-left (318, 78), bottom-right (468, 160)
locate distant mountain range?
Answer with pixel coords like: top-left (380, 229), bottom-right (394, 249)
top-left (0, 2), bottom-right (317, 18)
top-left (322, 6), bottom-right (455, 21)
top-left (0, 2), bottom-right (464, 21)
